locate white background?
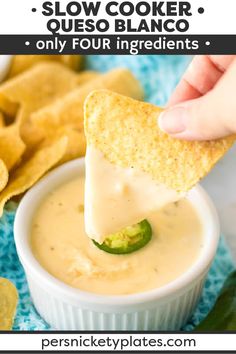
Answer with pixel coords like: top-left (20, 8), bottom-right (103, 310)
top-left (0, 0), bottom-right (235, 35)
top-left (202, 144), bottom-right (236, 259)
top-left (0, 333), bottom-right (236, 351)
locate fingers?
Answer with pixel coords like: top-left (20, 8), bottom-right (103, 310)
top-left (159, 58), bottom-right (236, 140)
top-left (208, 55), bottom-right (236, 72)
top-left (168, 55), bottom-right (236, 106)
top-left (160, 94), bottom-right (231, 140)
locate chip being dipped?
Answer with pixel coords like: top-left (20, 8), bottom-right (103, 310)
top-left (84, 90), bottom-right (236, 242)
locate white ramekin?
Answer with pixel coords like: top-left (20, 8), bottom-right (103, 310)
top-left (14, 158), bottom-right (220, 330)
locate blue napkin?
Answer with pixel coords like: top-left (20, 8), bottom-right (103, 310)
top-left (0, 55), bottom-right (235, 330)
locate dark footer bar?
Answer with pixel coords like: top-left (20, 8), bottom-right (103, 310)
top-left (0, 34), bottom-right (235, 54)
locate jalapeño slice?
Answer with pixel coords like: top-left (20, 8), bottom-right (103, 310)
top-left (92, 220), bottom-right (152, 254)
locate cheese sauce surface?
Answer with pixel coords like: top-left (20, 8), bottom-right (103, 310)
top-left (31, 177), bottom-right (203, 295)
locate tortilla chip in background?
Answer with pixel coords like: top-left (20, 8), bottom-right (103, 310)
top-left (0, 62), bottom-right (81, 118)
top-left (59, 55), bottom-right (84, 71)
top-left (0, 112), bottom-right (4, 127)
top-left (40, 125), bottom-right (86, 164)
top-left (76, 71), bottom-right (100, 86)
top-left (0, 137), bottom-right (68, 217)
top-left (0, 124), bottom-right (25, 171)
top-left (85, 90), bottom-right (236, 192)
top-left (0, 160), bottom-right (8, 193)
top-left (0, 278), bottom-right (18, 330)
top-left (32, 68), bottom-right (144, 137)
top-left (7, 55), bottom-right (84, 79)
top-left (19, 70), bottom-right (99, 150)
top-left (0, 62), bottom-right (85, 147)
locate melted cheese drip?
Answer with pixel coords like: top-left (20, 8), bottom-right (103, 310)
top-left (85, 146), bottom-right (183, 243)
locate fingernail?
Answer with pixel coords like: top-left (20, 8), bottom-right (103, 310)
top-left (159, 107), bottom-right (188, 134)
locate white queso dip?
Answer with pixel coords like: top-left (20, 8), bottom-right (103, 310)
top-left (31, 177), bottom-right (203, 295)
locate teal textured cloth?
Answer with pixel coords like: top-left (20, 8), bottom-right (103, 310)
top-left (0, 55), bottom-right (235, 330)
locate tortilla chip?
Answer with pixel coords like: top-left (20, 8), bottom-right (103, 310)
top-left (59, 55), bottom-right (84, 71)
top-left (0, 137), bottom-right (68, 217)
top-left (32, 68), bottom-right (144, 136)
top-left (0, 112), bottom-right (4, 127)
top-left (0, 62), bottom-right (81, 118)
top-left (7, 55), bottom-right (83, 78)
top-left (85, 90), bottom-right (236, 192)
top-left (0, 124), bottom-right (25, 170)
top-left (57, 129), bottom-right (86, 164)
top-left (40, 125), bottom-right (86, 164)
top-left (20, 70), bottom-right (98, 149)
top-left (0, 62), bottom-right (87, 147)
top-left (0, 160), bottom-right (8, 193)
top-left (0, 278), bottom-right (18, 330)
top-left (76, 71), bottom-right (100, 86)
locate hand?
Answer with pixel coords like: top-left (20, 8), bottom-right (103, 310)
top-left (158, 55), bottom-right (236, 140)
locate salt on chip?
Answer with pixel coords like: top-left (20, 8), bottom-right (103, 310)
top-left (0, 278), bottom-right (18, 330)
top-left (0, 160), bottom-right (8, 193)
top-left (0, 124), bottom-right (25, 171)
top-left (32, 68), bottom-right (144, 136)
top-left (0, 137), bottom-right (68, 217)
top-left (7, 55), bottom-right (83, 79)
top-left (85, 90), bottom-right (236, 192)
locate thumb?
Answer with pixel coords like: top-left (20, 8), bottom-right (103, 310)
top-left (158, 66), bottom-right (236, 140)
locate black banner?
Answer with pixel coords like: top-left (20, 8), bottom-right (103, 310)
top-left (0, 35), bottom-right (235, 54)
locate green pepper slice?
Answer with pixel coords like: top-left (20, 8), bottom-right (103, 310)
top-left (195, 270), bottom-right (236, 331)
top-left (92, 220), bottom-right (152, 254)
